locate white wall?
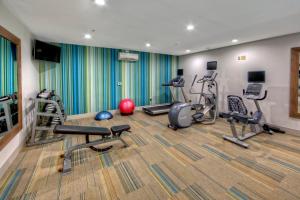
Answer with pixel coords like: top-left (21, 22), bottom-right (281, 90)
top-left (0, 2), bottom-right (39, 177)
top-left (180, 33), bottom-right (300, 131)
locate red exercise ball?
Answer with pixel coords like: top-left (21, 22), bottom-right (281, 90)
top-left (119, 98), bottom-right (135, 115)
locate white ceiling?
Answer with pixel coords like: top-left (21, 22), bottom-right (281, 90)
top-left (2, 0), bottom-right (300, 55)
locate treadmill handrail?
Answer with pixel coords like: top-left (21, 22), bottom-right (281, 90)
top-left (162, 83), bottom-right (172, 86)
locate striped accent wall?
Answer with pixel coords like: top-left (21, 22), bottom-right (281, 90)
top-left (39, 44), bottom-right (178, 115)
top-left (0, 37), bottom-right (18, 97)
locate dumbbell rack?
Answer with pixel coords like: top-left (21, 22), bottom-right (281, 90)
top-left (0, 97), bottom-right (13, 137)
top-left (27, 90), bottom-right (66, 146)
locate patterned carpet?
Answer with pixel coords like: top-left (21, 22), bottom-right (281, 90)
top-left (1, 111), bottom-right (300, 200)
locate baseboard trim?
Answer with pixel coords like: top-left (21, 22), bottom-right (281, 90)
top-left (67, 106), bottom-right (143, 120)
top-left (269, 123), bottom-right (300, 135)
top-left (69, 111), bottom-right (300, 134)
top-left (220, 118), bottom-right (300, 134)
top-left (0, 140), bottom-right (23, 179)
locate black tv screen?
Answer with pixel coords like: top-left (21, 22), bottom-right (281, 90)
top-left (177, 69), bottom-right (183, 76)
top-left (248, 71), bottom-right (265, 83)
top-left (207, 61), bottom-right (217, 70)
top-left (33, 40), bottom-right (61, 63)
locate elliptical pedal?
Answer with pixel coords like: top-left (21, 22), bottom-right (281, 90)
top-left (192, 113), bottom-right (204, 122)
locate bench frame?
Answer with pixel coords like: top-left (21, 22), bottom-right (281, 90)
top-left (61, 130), bottom-right (129, 174)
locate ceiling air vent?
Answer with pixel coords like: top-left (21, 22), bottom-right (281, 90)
top-left (118, 52), bottom-right (139, 62)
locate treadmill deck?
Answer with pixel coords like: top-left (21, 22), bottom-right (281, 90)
top-left (142, 104), bottom-right (172, 115)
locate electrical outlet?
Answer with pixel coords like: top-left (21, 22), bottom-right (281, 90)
top-left (117, 82), bottom-right (122, 86)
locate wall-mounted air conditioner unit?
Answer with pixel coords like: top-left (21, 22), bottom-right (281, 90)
top-left (118, 52), bottom-right (139, 61)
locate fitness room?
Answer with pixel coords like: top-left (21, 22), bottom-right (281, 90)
top-left (1, 0), bottom-right (300, 199)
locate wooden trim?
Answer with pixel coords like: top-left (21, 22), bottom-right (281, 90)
top-left (0, 25), bottom-right (23, 150)
top-left (289, 48), bottom-right (300, 118)
top-left (0, 25), bottom-right (20, 44)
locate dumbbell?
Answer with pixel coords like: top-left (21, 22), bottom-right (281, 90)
top-left (45, 104), bottom-right (56, 113)
top-left (51, 118), bottom-right (61, 125)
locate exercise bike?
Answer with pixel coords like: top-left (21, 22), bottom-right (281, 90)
top-left (220, 71), bottom-right (284, 148)
top-left (168, 61), bottom-right (219, 130)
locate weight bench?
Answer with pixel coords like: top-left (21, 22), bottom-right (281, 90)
top-left (53, 124), bottom-right (131, 174)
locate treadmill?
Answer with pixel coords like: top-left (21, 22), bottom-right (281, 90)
top-left (143, 69), bottom-right (188, 115)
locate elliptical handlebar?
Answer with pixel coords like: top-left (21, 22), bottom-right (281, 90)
top-left (190, 71), bottom-right (218, 95)
top-left (196, 71), bottom-right (217, 83)
top-left (191, 74), bottom-right (198, 87)
top-left (196, 74), bottom-right (204, 83)
top-left (190, 74), bottom-right (202, 94)
top-left (212, 72), bottom-right (218, 81)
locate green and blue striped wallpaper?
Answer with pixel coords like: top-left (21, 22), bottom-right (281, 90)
top-left (0, 36), bottom-right (18, 97)
top-left (39, 44), bottom-right (178, 115)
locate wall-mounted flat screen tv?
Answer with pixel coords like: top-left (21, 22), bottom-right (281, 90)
top-left (248, 71), bottom-right (265, 83)
top-left (33, 40), bottom-right (61, 63)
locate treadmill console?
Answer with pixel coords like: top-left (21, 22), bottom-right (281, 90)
top-left (171, 77), bottom-right (185, 87)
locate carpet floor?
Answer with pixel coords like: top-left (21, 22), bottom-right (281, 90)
top-left (1, 111), bottom-right (300, 200)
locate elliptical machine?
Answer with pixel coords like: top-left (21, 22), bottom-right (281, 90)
top-left (168, 61), bottom-right (219, 130)
top-left (220, 71), bottom-right (285, 148)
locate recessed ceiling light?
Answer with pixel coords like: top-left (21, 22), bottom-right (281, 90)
top-left (186, 24), bottom-right (195, 31)
top-left (232, 39), bottom-right (239, 43)
top-left (94, 0), bottom-right (106, 6)
top-left (84, 34), bottom-right (92, 39)
top-left (186, 50), bottom-right (191, 53)
top-left (146, 43), bottom-right (151, 47)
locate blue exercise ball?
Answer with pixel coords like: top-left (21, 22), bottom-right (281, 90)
top-left (95, 111), bottom-right (113, 121)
